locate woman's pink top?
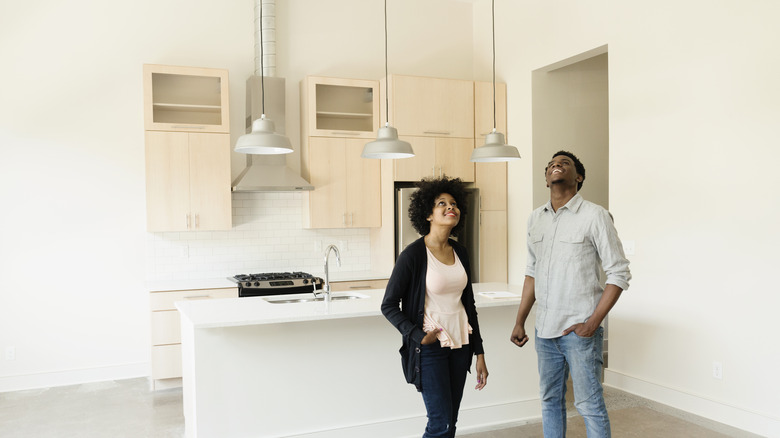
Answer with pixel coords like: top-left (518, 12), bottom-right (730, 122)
top-left (422, 246), bottom-right (472, 349)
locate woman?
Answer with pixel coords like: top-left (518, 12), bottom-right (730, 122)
top-left (381, 175), bottom-right (488, 438)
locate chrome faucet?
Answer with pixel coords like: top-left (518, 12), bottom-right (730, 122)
top-left (317, 244), bottom-right (341, 302)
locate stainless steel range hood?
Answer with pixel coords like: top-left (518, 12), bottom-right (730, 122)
top-left (232, 154), bottom-right (313, 192)
top-left (232, 76), bottom-right (313, 192)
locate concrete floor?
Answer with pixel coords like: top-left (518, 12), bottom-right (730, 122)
top-left (0, 377), bottom-right (762, 437)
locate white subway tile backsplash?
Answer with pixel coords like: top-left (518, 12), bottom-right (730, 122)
top-left (146, 192), bottom-right (373, 281)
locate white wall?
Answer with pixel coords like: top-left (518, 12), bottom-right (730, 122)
top-left (487, 0), bottom-right (780, 435)
top-left (0, 0), bottom-right (474, 392)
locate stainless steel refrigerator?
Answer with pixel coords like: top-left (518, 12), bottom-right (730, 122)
top-left (395, 186), bottom-right (480, 282)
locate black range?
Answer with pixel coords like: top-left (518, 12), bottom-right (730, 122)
top-left (229, 272), bottom-right (324, 297)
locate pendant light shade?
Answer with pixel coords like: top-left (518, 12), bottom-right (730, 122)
top-left (362, 0), bottom-right (414, 160)
top-left (235, 0), bottom-right (292, 155)
top-left (470, 0), bottom-right (521, 163)
top-left (361, 125), bottom-right (414, 159)
top-left (234, 115), bottom-right (293, 154)
top-left (470, 130), bottom-right (520, 162)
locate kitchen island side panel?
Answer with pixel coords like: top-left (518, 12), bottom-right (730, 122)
top-left (180, 295), bottom-right (539, 437)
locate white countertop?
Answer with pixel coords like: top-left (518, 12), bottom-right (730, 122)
top-left (176, 282), bottom-right (523, 329)
top-left (146, 277), bottom-right (236, 292)
top-left (146, 271), bottom-right (390, 293)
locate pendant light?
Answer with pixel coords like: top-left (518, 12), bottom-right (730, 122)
top-left (235, 0), bottom-right (293, 155)
top-left (361, 0), bottom-right (414, 159)
top-left (470, 0), bottom-right (520, 163)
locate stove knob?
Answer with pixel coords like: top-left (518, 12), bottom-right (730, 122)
top-left (244, 282), bottom-right (252, 287)
top-left (254, 281), bottom-right (260, 287)
top-left (303, 279), bottom-right (309, 284)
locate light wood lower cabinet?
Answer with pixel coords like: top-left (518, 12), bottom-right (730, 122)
top-left (329, 278), bottom-right (388, 292)
top-left (150, 287), bottom-right (237, 386)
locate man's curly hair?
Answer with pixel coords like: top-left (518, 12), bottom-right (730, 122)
top-left (408, 175), bottom-right (468, 237)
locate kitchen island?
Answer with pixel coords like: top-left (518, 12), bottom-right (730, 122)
top-left (176, 283), bottom-right (540, 438)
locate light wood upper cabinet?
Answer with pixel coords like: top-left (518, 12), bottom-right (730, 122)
top-left (474, 81), bottom-right (507, 139)
top-left (143, 64), bottom-right (229, 133)
top-left (145, 131), bottom-right (232, 232)
top-left (303, 137), bottom-right (381, 228)
top-left (393, 136), bottom-right (474, 182)
top-left (387, 75), bottom-right (474, 138)
top-left (301, 76), bottom-right (379, 138)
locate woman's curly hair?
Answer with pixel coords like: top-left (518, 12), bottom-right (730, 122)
top-left (408, 175), bottom-right (468, 237)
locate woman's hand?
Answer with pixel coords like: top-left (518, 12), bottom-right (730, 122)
top-left (421, 328), bottom-right (441, 345)
top-left (475, 354), bottom-right (488, 390)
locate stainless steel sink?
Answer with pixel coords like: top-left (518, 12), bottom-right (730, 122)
top-left (263, 293), bottom-right (369, 304)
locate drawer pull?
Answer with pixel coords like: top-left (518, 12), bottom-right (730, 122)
top-left (184, 295), bottom-right (211, 300)
top-left (349, 285), bottom-right (372, 290)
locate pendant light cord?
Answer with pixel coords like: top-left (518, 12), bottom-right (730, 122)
top-left (260, 0), bottom-right (265, 117)
top-left (492, 0), bottom-right (496, 132)
top-left (384, 0), bottom-right (389, 126)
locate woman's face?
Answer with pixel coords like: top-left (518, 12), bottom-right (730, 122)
top-left (427, 193), bottom-right (460, 229)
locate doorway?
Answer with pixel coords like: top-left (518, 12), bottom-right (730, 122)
top-left (532, 48), bottom-right (609, 209)
top-left (531, 47), bottom-right (610, 377)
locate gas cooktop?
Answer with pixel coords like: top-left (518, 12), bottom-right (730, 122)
top-left (229, 272), bottom-right (323, 297)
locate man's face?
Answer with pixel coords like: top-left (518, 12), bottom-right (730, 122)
top-left (545, 155), bottom-right (581, 189)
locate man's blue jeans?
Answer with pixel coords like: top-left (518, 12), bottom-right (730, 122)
top-left (419, 342), bottom-right (472, 438)
top-left (535, 327), bottom-right (610, 438)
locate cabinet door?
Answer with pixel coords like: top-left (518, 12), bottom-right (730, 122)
top-left (151, 344), bottom-right (182, 380)
top-left (476, 162), bottom-right (507, 210)
top-left (345, 139), bottom-right (381, 227)
top-left (303, 76), bottom-right (380, 138)
top-left (188, 133), bottom-right (232, 230)
top-left (435, 137), bottom-right (475, 182)
top-left (143, 64), bottom-right (230, 133)
top-left (393, 136), bottom-right (436, 182)
top-left (307, 138), bottom-right (348, 228)
top-left (480, 210), bottom-right (508, 282)
top-left (390, 75), bottom-right (474, 138)
top-left (475, 81), bottom-right (507, 140)
top-left (145, 131), bottom-right (191, 231)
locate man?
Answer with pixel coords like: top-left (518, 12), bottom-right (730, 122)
top-left (510, 150), bottom-right (631, 437)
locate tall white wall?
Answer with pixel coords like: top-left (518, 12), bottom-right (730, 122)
top-left (483, 0), bottom-right (780, 435)
top-left (0, 0), bottom-right (474, 392)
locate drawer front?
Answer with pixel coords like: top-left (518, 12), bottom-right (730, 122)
top-left (329, 279), bottom-right (388, 292)
top-left (150, 287), bottom-right (237, 311)
top-left (151, 344), bottom-right (182, 379)
top-left (151, 310), bottom-right (181, 345)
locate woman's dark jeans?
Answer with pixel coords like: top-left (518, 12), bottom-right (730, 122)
top-left (420, 342), bottom-right (472, 438)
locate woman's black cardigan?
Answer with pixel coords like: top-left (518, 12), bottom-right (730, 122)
top-left (380, 237), bottom-right (485, 391)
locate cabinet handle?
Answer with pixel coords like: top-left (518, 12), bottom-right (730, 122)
top-left (172, 125), bottom-right (206, 129)
top-left (331, 131), bottom-right (360, 136)
top-left (350, 213), bottom-right (354, 227)
top-left (342, 213), bottom-right (346, 226)
top-left (349, 285), bottom-right (372, 290)
top-left (423, 131), bottom-right (451, 135)
top-left (186, 214), bottom-right (191, 229)
top-left (184, 295), bottom-right (211, 300)
top-left (195, 214), bottom-right (200, 229)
